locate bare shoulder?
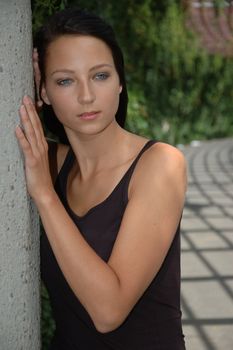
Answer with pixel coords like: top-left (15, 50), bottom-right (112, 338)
top-left (129, 142), bottom-right (187, 197)
top-left (149, 142), bottom-right (186, 171)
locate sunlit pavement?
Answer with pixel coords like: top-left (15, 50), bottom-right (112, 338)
top-left (181, 138), bottom-right (233, 350)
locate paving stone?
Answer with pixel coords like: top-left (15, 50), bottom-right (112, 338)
top-left (184, 231), bottom-right (229, 249)
top-left (181, 281), bottom-right (233, 319)
top-left (208, 196), bottom-right (233, 206)
top-left (201, 251), bottom-right (233, 275)
top-left (182, 326), bottom-right (207, 350)
top-left (202, 325), bottom-right (233, 350)
top-left (181, 138), bottom-right (233, 350)
top-left (183, 207), bottom-right (197, 218)
top-left (225, 279), bottom-right (233, 293)
top-left (185, 197), bottom-right (211, 206)
top-left (182, 217), bottom-right (210, 230)
top-left (181, 235), bottom-right (192, 250)
top-left (221, 231), bottom-right (233, 245)
top-left (181, 252), bottom-right (213, 277)
top-left (222, 206), bottom-right (233, 217)
top-left (205, 217), bottom-right (233, 230)
top-left (199, 206), bottom-right (225, 216)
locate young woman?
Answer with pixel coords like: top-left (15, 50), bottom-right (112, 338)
top-left (15, 8), bottom-right (187, 350)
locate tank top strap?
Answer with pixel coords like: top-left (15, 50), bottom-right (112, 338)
top-left (121, 139), bottom-right (157, 205)
top-left (126, 139), bottom-right (157, 176)
top-left (54, 147), bottom-right (75, 193)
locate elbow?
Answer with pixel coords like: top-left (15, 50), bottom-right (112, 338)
top-left (93, 307), bottom-right (126, 334)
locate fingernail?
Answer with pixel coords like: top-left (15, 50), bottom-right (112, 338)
top-left (15, 124), bottom-right (24, 134)
top-left (20, 104), bottom-right (25, 110)
top-left (23, 95), bottom-right (31, 104)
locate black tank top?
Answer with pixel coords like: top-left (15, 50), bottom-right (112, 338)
top-left (41, 140), bottom-right (185, 350)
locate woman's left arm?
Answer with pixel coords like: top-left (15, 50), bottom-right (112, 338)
top-left (15, 96), bottom-right (187, 333)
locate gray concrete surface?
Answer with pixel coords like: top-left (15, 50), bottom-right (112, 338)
top-left (0, 1), bottom-right (40, 349)
top-left (181, 138), bottom-right (233, 350)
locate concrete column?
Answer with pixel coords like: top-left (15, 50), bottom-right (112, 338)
top-left (0, 1), bottom-right (40, 349)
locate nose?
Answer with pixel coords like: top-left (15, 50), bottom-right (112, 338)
top-left (77, 80), bottom-right (95, 105)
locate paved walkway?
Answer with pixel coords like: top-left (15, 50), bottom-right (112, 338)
top-left (181, 138), bottom-right (233, 350)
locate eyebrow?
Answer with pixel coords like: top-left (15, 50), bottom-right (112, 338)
top-left (51, 63), bottom-right (113, 76)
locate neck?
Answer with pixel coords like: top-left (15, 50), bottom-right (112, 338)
top-left (64, 120), bottom-right (130, 178)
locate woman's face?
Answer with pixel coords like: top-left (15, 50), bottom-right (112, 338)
top-left (42, 35), bottom-right (122, 137)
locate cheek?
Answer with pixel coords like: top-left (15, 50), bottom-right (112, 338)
top-left (46, 87), bottom-right (72, 112)
top-left (45, 92), bottom-right (72, 124)
top-left (104, 87), bottom-right (121, 115)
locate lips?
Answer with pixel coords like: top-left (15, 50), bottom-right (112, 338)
top-left (78, 111), bottom-right (100, 120)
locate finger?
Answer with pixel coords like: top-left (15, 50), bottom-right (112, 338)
top-left (23, 95), bottom-right (43, 132)
top-left (19, 104), bottom-right (40, 152)
top-left (15, 125), bottom-right (34, 161)
top-left (33, 47), bottom-right (38, 60)
top-left (33, 63), bottom-right (41, 100)
top-left (22, 96), bottom-right (46, 145)
top-left (33, 48), bottom-right (41, 80)
top-left (33, 48), bottom-right (43, 107)
top-left (23, 96), bottom-right (48, 150)
top-left (33, 58), bottom-right (41, 89)
top-left (36, 100), bottom-right (43, 108)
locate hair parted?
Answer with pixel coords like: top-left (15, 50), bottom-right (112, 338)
top-left (34, 8), bottom-right (128, 144)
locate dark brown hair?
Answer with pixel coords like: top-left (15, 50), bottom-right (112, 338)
top-left (34, 8), bottom-right (128, 144)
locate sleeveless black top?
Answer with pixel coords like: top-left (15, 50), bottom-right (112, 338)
top-left (41, 140), bottom-right (185, 350)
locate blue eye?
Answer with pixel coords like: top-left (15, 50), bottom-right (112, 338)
top-left (57, 79), bottom-right (72, 86)
top-left (94, 72), bottom-right (109, 81)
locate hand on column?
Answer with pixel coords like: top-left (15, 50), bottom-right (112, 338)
top-left (15, 95), bottom-right (54, 202)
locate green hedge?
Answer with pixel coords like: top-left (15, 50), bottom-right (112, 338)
top-left (32, 0), bottom-right (233, 146)
top-left (41, 283), bottom-right (55, 349)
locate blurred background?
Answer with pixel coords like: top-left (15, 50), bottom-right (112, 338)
top-left (31, 1), bottom-right (233, 349)
top-left (32, 0), bottom-right (233, 147)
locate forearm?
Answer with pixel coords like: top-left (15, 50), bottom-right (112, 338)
top-left (15, 96), bottom-right (127, 332)
top-left (36, 192), bottom-right (122, 331)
